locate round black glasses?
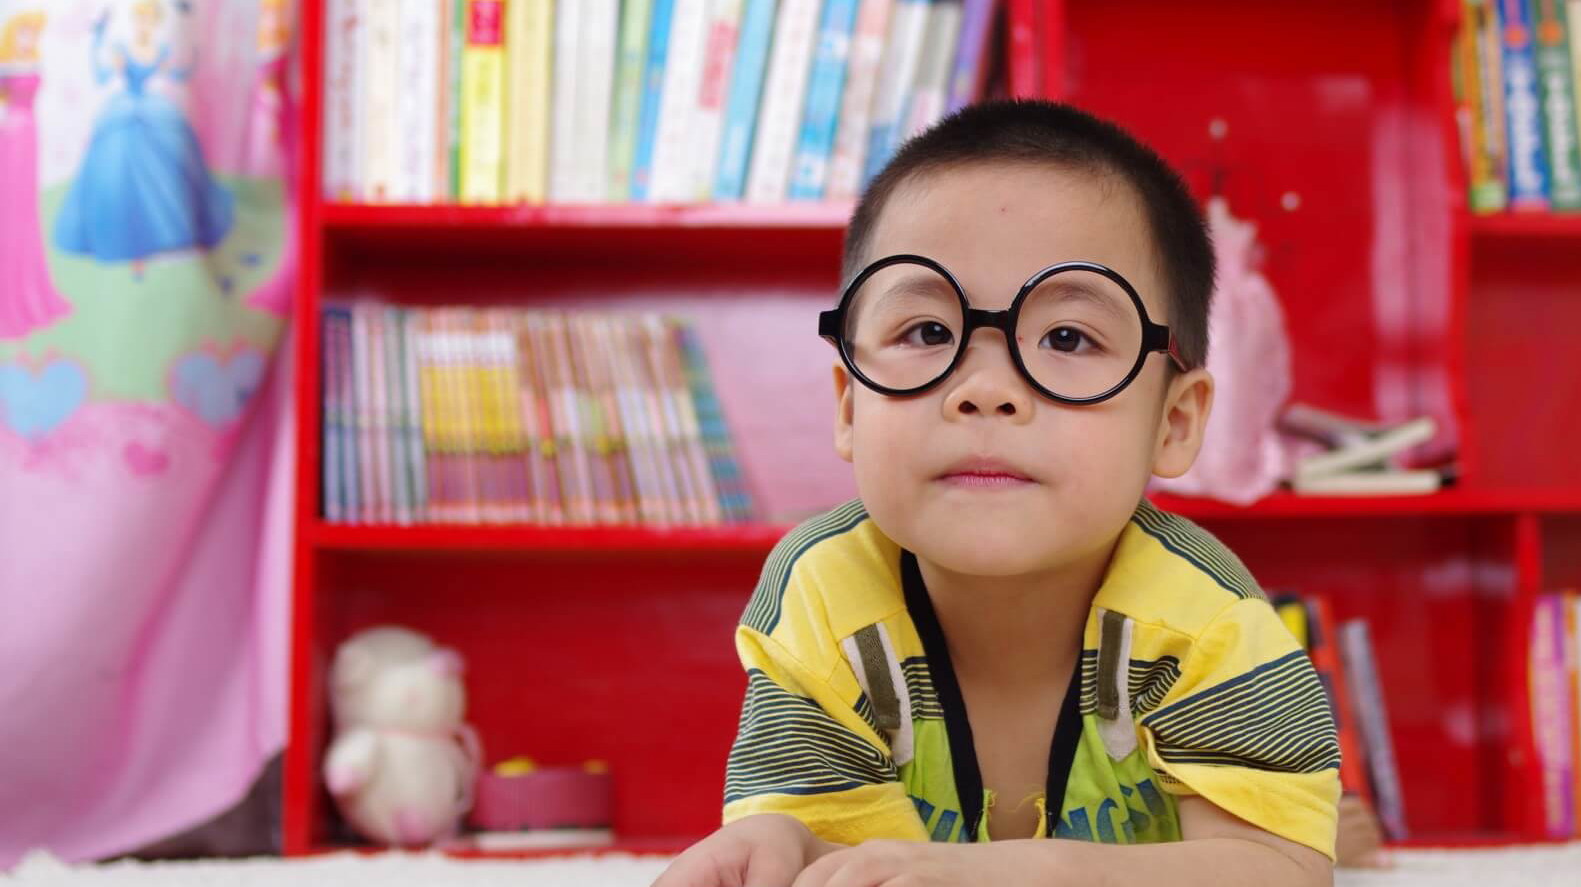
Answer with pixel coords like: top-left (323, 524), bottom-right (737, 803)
top-left (818, 255), bottom-right (1186, 405)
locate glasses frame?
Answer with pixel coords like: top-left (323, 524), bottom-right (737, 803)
top-left (819, 254), bottom-right (1188, 405)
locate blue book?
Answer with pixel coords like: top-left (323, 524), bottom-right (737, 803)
top-left (713, 0), bottom-right (779, 201)
top-left (632, 0), bottom-right (678, 201)
top-left (946, 0), bottom-right (994, 114)
top-left (788, 0), bottom-right (861, 200)
top-left (1500, 0), bottom-right (1550, 208)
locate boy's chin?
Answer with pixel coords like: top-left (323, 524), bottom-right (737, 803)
top-left (904, 516), bottom-right (1073, 579)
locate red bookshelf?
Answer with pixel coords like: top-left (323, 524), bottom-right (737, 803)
top-left (285, 0), bottom-right (1581, 858)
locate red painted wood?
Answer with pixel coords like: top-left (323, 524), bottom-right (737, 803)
top-left (285, 0), bottom-right (1579, 852)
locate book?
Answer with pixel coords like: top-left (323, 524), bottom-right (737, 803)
top-left (506, 0), bottom-right (554, 204)
top-left (361, 0), bottom-right (399, 202)
top-left (944, 0), bottom-right (994, 114)
top-left (1338, 619), bottom-right (1408, 840)
top-left (549, 0), bottom-right (583, 202)
top-left (608, 0), bottom-right (655, 203)
top-left (382, 306), bottom-right (412, 524)
top-left (1288, 469), bottom-right (1443, 497)
top-left (651, 0), bottom-right (713, 202)
top-left (1501, 0), bottom-right (1552, 209)
top-left (399, 308), bottom-right (428, 522)
top-left (688, 0), bottom-right (746, 202)
top-left (323, 0), bottom-right (363, 201)
top-left (448, 0), bottom-right (467, 198)
top-left (826, 0), bottom-right (895, 200)
top-left (351, 304), bottom-right (378, 522)
top-left (745, 0), bottom-right (823, 203)
top-left (321, 307), bottom-right (349, 522)
top-left (1534, 0), bottom-right (1581, 209)
top-left (460, 0), bottom-right (508, 204)
top-left (712, 0), bottom-right (779, 201)
top-left (1567, 590), bottom-right (1581, 838)
top-left (1301, 595), bottom-right (1373, 805)
top-left (631, 0), bottom-right (678, 201)
top-left (864, 0), bottom-right (933, 186)
top-left (1532, 592), bottom-right (1577, 837)
top-left (787, 0), bottom-right (861, 201)
top-left (1292, 416), bottom-right (1438, 480)
top-left (575, 0), bottom-right (621, 202)
top-left (676, 320), bottom-right (753, 521)
top-left (901, 0), bottom-right (963, 141)
top-left (1460, 0), bottom-right (1511, 213)
top-left (397, 0), bottom-right (441, 203)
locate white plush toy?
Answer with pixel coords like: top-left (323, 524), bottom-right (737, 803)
top-left (323, 626), bottom-right (481, 847)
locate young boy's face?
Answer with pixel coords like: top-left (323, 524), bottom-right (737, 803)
top-left (834, 162), bottom-right (1212, 579)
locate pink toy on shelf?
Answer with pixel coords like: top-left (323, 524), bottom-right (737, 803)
top-left (465, 757), bottom-right (614, 847)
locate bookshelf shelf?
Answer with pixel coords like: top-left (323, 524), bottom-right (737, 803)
top-left (323, 201), bottom-right (856, 231)
top-left (1467, 212), bottom-right (1581, 240)
top-left (309, 521), bottom-right (788, 556)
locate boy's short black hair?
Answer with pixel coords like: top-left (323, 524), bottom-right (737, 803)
top-left (843, 99), bottom-right (1215, 370)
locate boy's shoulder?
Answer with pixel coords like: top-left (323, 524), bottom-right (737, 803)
top-left (1096, 499), bottom-right (1270, 641)
top-left (739, 499), bottom-right (906, 648)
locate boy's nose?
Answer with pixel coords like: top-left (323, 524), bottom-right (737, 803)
top-left (942, 338), bottom-right (1034, 423)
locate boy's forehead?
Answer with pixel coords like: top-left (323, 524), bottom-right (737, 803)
top-left (868, 163), bottom-right (1168, 320)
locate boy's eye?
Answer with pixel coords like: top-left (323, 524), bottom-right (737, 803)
top-left (1042, 326), bottom-right (1094, 353)
top-left (901, 321), bottom-right (955, 347)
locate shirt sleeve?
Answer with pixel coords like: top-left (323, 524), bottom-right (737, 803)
top-left (722, 625), bottom-right (929, 845)
top-left (1137, 597), bottom-right (1342, 860)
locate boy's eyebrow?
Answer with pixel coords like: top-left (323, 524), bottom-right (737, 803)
top-left (1024, 276), bottom-right (1136, 323)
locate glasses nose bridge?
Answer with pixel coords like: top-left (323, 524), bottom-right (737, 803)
top-left (962, 306), bottom-right (1014, 342)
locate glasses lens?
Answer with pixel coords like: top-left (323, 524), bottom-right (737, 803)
top-left (1015, 268), bottom-right (1143, 400)
top-left (843, 261), bottom-right (964, 392)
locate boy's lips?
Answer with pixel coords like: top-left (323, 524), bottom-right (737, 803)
top-left (936, 456), bottom-right (1038, 488)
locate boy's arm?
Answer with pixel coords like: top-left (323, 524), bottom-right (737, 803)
top-left (791, 797), bottom-right (1331, 887)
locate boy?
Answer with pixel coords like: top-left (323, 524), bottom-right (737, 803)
top-left (655, 100), bottom-right (1339, 887)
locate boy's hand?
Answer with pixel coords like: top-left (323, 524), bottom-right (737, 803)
top-left (652, 814), bottom-right (827, 887)
top-left (790, 840), bottom-right (1036, 887)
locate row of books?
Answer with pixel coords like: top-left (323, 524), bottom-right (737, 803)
top-left (322, 0), bottom-right (999, 207)
top-left (319, 305), bottom-right (754, 527)
top-left (1530, 590), bottom-right (1581, 838)
top-left (1272, 594), bottom-right (1407, 840)
top-left (1453, 0), bottom-right (1581, 213)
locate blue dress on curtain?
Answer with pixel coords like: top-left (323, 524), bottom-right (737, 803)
top-left (53, 41), bottom-right (234, 263)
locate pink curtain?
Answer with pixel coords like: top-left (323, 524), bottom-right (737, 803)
top-left (0, 0), bottom-right (297, 865)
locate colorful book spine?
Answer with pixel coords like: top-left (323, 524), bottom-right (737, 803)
top-left (1502, 0), bottom-right (1553, 208)
top-left (576, 0), bottom-right (622, 202)
top-left (688, 0), bottom-right (746, 202)
top-left (827, 0), bottom-right (895, 200)
top-left (746, 0), bottom-right (824, 203)
top-left (1481, 0), bottom-right (1513, 211)
top-left (436, 0), bottom-right (454, 200)
top-left (864, 0), bottom-right (933, 186)
top-left (944, 0), bottom-right (993, 114)
top-left (607, 316), bottom-right (666, 525)
top-left (460, 0), bottom-right (508, 204)
top-left (399, 309), bottom-right (428, 522)
top-left (506, 0), bottom-right (555, 204)
top-left (676, 320), bottom-right (752, 521)
top-left (382, 306), bottom-right (411, 524)
top-left (323, 0), bottom-right (362, 201)
top-left (1534, 0), bottom-right (1581, 208)
top-left (1462, 0), bottom-right (1511, 213)
top-left (632, 0), bottom-right (678, 201)
top-left (1568, 590), bottom-right (1581, 839)
top-left (549, 0), bottom-right (583, 202)
top-left (448, 0), bottom-right (467, 199)
top-left (902, 0), bottom-right (963, 141)
top-left (1572, 4), bottom-right (1581, 186)
top-left (787, 0), bottom-right (862, 201)
top-left (397, 0), bottom-right (441, 203)
top-left (608, 0), bottom-right (656, 202)
top-left (516, 313), bottom-right (564, 524)
top-left (589, 317), bottom-right (640, 523)
top-left (651, 0), bottom-right (713, 202)
top-left (1339, 619), bottom-right (1408, 840)
top-left (712, 0), bottom-right (778, 201)
top-left (350, 305), bottom-right (377, 522)
top-left (1302, 595), bottom-right (1373, 805)
top-left (321, 307), bottom-right (348, 521)
top-left (361, 0), bottom-right (399, 202)
top-left (1532, 592), bottom-right (1578, 838)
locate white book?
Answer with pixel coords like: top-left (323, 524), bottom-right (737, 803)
top-left (827, 0), bottom-right (895, 200)
top-left (1288, 469), bottom-right (1442, 497)
top-left (1293, 416), bottom-right (1437, 480)
top-left (1338, 620), bottom-right (1408, 839)
top-left (574, 0), bottom-right (621, 202)
top-left (687, 0), bottom-right (746, 202)
top-left (323, 0), bottom-right (363, 201)
top-left (396, 0), bottom-right (440, 203)
top-left (361, 0), bottom-right (400, 203)
top-left (549, 0), bottom-right (583, 202)
top-left (862, 0), bottom-right (930, 183)
top-left (900, 0), bottom-right (961, 140)
top-left (650, 0), bottom-right (713, 203)
top-left (744, 0), bottom-right (822, 204)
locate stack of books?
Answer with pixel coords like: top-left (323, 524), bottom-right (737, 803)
top-left (1531, 590), bottom-right (1581, 839)
top-left (322, 0), bottom-right (1000, 206)
top-left (319, 305), bottom-right (754, 527)
top-left (1452, 0), bottom-right (1581, 214)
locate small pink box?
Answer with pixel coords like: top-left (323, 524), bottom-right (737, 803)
top-left (471, 765), bottom-right (613, 831)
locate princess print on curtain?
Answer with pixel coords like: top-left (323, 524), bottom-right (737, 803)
top-left (0, 10), bottom-right (72, 339)
top-left (52, 0), bottom-right (235, 279)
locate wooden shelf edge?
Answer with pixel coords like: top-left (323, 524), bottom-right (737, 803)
top-left (309, 521), bottom-right (791, 553)
top-left (322, 202), bottom-right (855, 231)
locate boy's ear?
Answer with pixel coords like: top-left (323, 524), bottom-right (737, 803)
top-left (1152, 367), bottom-right (1214, 479)
top-left (833, 363), bottom-right (855, 463)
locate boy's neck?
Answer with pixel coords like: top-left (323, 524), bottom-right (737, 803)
top-left (915, 541), bottom-right (1118, 686)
